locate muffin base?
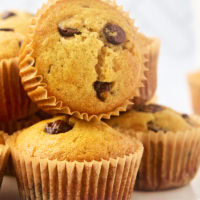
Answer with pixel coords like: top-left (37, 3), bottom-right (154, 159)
top-left (0, 145), bottom-right (10, 187)
top-left (11, 148), bottom-right (143, 200)
top-left (121, 128), bottom-right (200, 191)
top-left (0, 58), bottom-right (37, 121)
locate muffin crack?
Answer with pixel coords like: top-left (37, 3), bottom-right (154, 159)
top-left (93, 46), bottom-right (114, 102)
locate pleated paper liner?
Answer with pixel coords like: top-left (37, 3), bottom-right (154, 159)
top-left (0, 143), bottom-right (10, 187)
top-left (0, 58), bottom-right (38, 122)
top-left (19, 0), bottom-right (146, 121)
top-left (188, 71), bottom-right (200, 115)
top-left (120, 127), bottom-right (200, 191)
top-left (11, 146), bottom-right (143, 200)
top-left (146, 95), bottom-right (157, 104)
top-left (133, 36), bottom-right (161, 105)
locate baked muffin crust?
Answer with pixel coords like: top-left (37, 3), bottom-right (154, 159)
top-left (106, 104), bottom-right (198, 132)
top-left (11, 116), bottom-right (139, 161)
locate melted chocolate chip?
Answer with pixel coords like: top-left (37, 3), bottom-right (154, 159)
top-left (134, 104), bottom-right (164, 113)
top-left (45, 120), bottom-right (73, 134)
top-left (103, 23), bottom-right (126, 45)
top-left (0, 28), bottom-right (14, 32)
top-left (1, 11), bottom-right (16, 20)
top-left (147, 121), bottom-right (167, 133)
top-left (182, 114), bottom-right (189, 119)
top-left (181, 113), bottom-right (194, 126)
top-left (58, 26), bottom-right (81, 37)
top-left (93, 81), bottom-right (113, 101)
top-left (19, 40), bottom-right (23, 48)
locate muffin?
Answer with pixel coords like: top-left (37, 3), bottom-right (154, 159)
top-left (188, 70), bottom-right (200, 115)
top-left (0, 132), bottom-right (10, 187)
top-left (19, 0), bottom-right (146, 121)
top-left (106, 104), bottom-right (200, 190)
top-left (0, 10), bottom-right (33, 35)
top-left (8, 116), bottom-right (143, 199)
top-left (133, 33), bottom-right (160, 105)
top-left (0, 11), bottom-right (37, 121)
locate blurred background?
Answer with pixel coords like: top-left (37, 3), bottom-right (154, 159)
top-left (0, 0), bottom-right (199, 113)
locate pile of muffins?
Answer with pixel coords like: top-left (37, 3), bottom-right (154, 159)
top-left (0, 0), bottom-right (200, 199)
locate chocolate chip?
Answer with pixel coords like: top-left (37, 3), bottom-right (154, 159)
top-left (103, 23), bottom-right (126, 45)
top-left (1, 11), bottom-right (16, 20)
top-left (45, 120), bottom-right (73, 134)
top-left (147, 121), bottom-right (167, 133)
top-left (19, 40), bottom-right (23, 48)
top-left (181, 113), bottom-right (194, 126)
top-left (134, 104), bottom-right (164, 113)
top-left (93, 81), bottom-right (113, 101)
top-left (182, 114), bottom-right (189, 119)
top-left (58, 26), bottom-right (81, 37)
top-left (0, 28), bottom-right (14, 32)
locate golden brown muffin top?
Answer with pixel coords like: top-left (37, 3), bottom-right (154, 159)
top-left (0, 10), bottom-right (33, 60)
top-left (0, 31), bottom-right (24, 60)
top-left (106, 104), bottom-right (198, 133)
top-left (0, 10), bottom-right (33, 35)
top-left (10, 116), bottom-right (139, 162)
top-left (21, 0), bottom-right (145, 117)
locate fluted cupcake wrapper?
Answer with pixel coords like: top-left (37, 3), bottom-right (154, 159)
top-left (11, 148), bottom-right (143, 200)
top-left (0, 58), bottom-right (38, 122)
top-left (133, 38), bottom-right (160, 105)
top-left (122, 128), bottom-right (200, 191)
top-left (146, 95), bottom-right (157, 105)
top-left (188, 72), bottom-right (200, 115)
top-left (19, 0), bottom-right (146, 121)
top-left (0, 145), bottom-right (10, 187)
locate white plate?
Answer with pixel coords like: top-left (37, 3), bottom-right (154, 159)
top-left (1, 172), bottom-right (200, 200)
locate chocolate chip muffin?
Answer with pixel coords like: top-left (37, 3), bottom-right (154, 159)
top-left (9, 116), bottom-right (143, 199)
top-left (0, 10), bottom-right (33, 35)
top-left (188, 70), bottom-right (200, 115)
top-left (19, 0), bottom-right (146, 121)
top-left (0, 11), bottom-right (37, 121)
top-left (0, 132), bottom-right (10, 187)
top-left (106, 104), bottom-right (200, 190)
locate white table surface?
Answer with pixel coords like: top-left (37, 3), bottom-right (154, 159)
top-left (1, 171), bottom-right (200, 200)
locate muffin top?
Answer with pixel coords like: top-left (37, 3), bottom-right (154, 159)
top-left (10, 116), bottom-right (139, 161)
top-left (0, 10), bottom-right (33, 60)
top-left (0, 10), bottom-right (33, 35)
top-left (0, 30), bottom-right (24, 60)
top-left (106, 104), bottom-right (198, 133)
top-left (20, 0), bottom-right (145, 118)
